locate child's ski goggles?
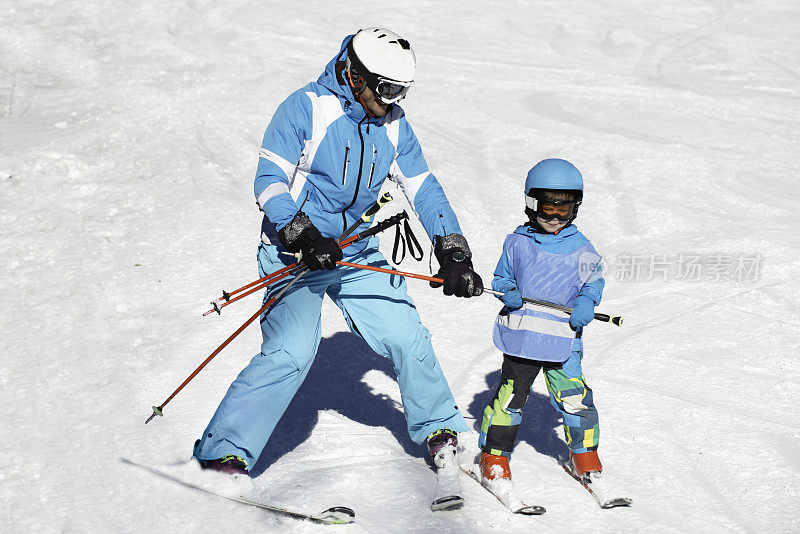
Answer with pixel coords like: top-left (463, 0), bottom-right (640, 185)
top-left (525, 195), bottom-right (580, 221)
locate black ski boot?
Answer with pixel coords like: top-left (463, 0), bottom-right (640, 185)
top-left (200, 454), bottom-right (249, 476)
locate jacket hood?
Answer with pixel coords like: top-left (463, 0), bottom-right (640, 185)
top-left (317, 34), bottom-right (393, 123)
top-left (318, 35), bottom-right (353, 100)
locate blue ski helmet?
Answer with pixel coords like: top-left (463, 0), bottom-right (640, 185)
top-left (524, 158), bottom-right (584, 223)
top-left (525, 158), bottom-right (583, 196)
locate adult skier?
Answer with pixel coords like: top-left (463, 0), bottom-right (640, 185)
top-left (192, 28), bottom-right (483, 476)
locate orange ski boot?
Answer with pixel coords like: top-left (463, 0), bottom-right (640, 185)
top-left (570, 450), bottom-right (603, 477)
top-left (480, 452), bottom-right (512, 481)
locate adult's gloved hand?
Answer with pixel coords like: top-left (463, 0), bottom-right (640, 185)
top-left (569, 295), bottom-right (596, 328)
top-left (299, 237), bottom-right (343, 271)
top-left (499, 288), bottom-right (523, 310)
top-left (278, 211), bottom-right (343, 271)
top-left (429, 234), bottom-right (483, 298)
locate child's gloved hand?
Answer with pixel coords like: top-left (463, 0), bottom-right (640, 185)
top-left (499, 288), bottom-right (523, 310)
top-left (569, 295), bottom-right (595, 328)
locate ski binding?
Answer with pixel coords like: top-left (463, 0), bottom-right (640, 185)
top-left (562, 462), bottom-right (632, 509)
top-left (462, 463), bottom-right (545, 515)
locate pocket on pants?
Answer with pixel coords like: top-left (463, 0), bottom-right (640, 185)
top-left (561, 350), bottom-right (584, 379)
top-left (258, 243), bottom-right (294, 275)
top-left (412, 327), bottom-right (436, 369)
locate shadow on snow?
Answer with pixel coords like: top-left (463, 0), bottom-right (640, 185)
top-left (250, 331), bottom-right (424, 476)
top-left (250, 331), bottom-right (569, 476)
top-left (466, 370), bottom-right (569, 463)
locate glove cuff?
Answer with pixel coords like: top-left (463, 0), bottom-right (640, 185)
top-left (493, 278), bottom-right (517, 293)
top-left (433, 233), bottom-right (473, 265)
top-left (277, 211), bottom-right (323, 253)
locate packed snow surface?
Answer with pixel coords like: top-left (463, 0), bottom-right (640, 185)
top-left (2, 1), bottom-right (799, 532)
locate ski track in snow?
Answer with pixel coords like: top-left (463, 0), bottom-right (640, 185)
top-left (2, 1), bottom-right (799, 532)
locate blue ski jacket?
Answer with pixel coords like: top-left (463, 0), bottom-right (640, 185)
top-left (254, 34), bottom-right (463, 254)
top-left (491, 224), bottom-right (605, 361)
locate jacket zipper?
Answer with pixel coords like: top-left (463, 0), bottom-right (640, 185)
top-left (341, 141), bottom-right (350, 186)
top-left (367, 146), bottom-right (376, 188)
top-left (342, 116), bottom-right (368, 234)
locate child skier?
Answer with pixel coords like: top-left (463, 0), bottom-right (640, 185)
top-left (478, 158), bottom-right (626, 508)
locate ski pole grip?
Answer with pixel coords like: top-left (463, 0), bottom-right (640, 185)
top-left (594, 313), bottom-right (623, 326)
top-left (362, 192), bottom-right (393, 221)
top-left (360, 212), bottom-right (409, 239)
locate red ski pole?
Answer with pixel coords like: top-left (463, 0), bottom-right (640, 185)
top-left (203, 213), bottom-right (409, 317)
top-left (335, 262), bottom-right (624, 326)
top-left (203, 233), bottom-right (371, 316)
top-left (146, 272), bottom-right (306, 424)
top-left (204, 192), bottom-right (394, 314)
top-left (146, 199), bottom-right (404, 423)
top-left (336, 261), bottom-right (443, 284)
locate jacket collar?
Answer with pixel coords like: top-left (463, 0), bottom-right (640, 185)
top-left (515, 221), bottom-right (579, 244)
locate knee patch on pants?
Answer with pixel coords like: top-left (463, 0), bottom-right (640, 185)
top-left (479, 379), bottom-right (528, 456)
top-left (553, 382), bottom-right (590, 415)
top-left (483, 380), bottom-right (525, 427)
top-left (257, 347), bottom-right (313, 375)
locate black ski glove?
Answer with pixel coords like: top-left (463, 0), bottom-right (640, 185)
top-left (429, 234), bottom-right (483, 298)
top-left (278, 212), bottom-right (343, 271)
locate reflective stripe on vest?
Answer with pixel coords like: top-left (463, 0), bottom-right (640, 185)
top-left (493, 301), bottom-right (576, 362)
top-left (496, 302), bottom-right (574, 339)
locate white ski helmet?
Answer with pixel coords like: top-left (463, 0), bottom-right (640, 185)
top-left (346, 27), bottom-right (416, 104)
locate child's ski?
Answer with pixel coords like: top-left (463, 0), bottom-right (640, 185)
top-left (461, 464), bottom-right (546, 515)
top-left (561, 463), bottom-right (632, 509)
top-left (121, 458), bottom-right (355, 525)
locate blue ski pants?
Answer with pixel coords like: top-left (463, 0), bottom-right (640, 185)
top-left (194, 239), bottom-right (467, 468)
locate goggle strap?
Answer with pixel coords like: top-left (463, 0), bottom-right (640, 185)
top-left (525, 195), bottom-right (536, 209)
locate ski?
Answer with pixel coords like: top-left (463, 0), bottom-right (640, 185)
top-left (430, 444), bottom-right (465, 511)
top-left (461, 463), bottom-right (546, 515)
top-left (121, 458), bottom-right (355, 525)
top-left (561, 463), bottom-right (632, 509)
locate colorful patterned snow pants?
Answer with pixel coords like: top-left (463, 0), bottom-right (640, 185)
top-left (480, 351), bottom-right (599, 456)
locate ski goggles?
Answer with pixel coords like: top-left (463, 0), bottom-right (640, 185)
top-left (374, 78), bottom-right (413, 104)
top-left (525, 195), bottom-right (580, 221)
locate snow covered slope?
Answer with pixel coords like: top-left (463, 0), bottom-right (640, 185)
top-left (2, 1), bottom-right (798, 532)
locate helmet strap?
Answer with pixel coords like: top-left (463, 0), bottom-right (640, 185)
top-left (346, 36), bottom-right (386, 118)
top-left (346, 64), bottom-right (380, 119)
top-left (346, 65), bottom-right (366, 95)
